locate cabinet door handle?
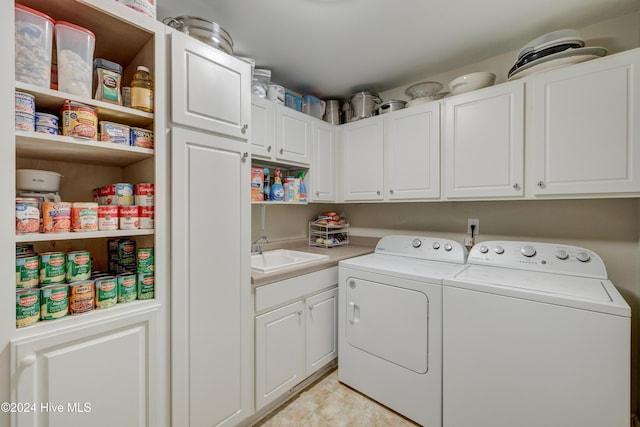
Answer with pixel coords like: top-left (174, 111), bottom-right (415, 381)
top-left (389, 189), bottom-right (394, 195)
top-left (537, 181), bottom-right (545, 189)
top-left (20, 354), bottom-right (36, 367)
top-left (241, 152), bottom-right (248, 162)
top-left (316, 191), bottom-right (320, 197)
top-left (376, 190), bottom-right (381, 196)
top-left (279, 148), bottom-right (284, 155)
top-left (513, 183), bottom-right (520, 190)
top-left (297, 310), bottom-right (303, 316)
top-left (308, 305), bottom-right (314, 311)
top-left (267, 145), bottom-right (272, 152)
top-left (241, 124), bottom-right (248, 134)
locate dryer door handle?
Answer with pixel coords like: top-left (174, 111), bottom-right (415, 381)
top-left (349, 301), bottom-right (360, 324)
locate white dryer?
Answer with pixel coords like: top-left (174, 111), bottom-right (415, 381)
top-left (339, 235), bottom-right (467, 426)
top-left (443, 241), bottom-right (631, 427)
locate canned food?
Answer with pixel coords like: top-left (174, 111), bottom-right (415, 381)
top-left (35, 124), bottom-right (58, 134)
top-left (139, 206), bottom-right (154, 229)
top-left (39, 251), bottom-right (66, 285)
top-left (137, 273), bottom-right (154, 300)
top-left (115, 183), bottom-right (134, 206)
top-left (100, 121), bottom-right (130, 145)
top-left (98, 205), bottom-right (118, 230)
top-left (68, 280), bottom-right (95, 314)
top-left (16, 254), bottom-right (39, 288)
top-left (95, 276), bottom-right (117, 309)
top-left (16, 244), bottom-right (35, 256)
top-left (134, 183), bottom-right (154, 206)
top-left (15, 111), bottom-right (35, 131)
top-left (42, 202), bottom-right (72, 233)
top-left (40, 284), bottom-right (69, 320)
top-left (16, 288), bottom-right (40, 328)
top-left (16, 198), bottom-right (40, 234)
top-left (72, 202), bottom-right (98, 231)
top-left (35, 112), bottom-right (59, 128)
top-left (119, 205), bottom-right (139, 230)
top-left (130, 127), bottom-right (154, 149)
top-left (117, 273), bottom-right (137, 303)
top-left (136, 248), bottom-right (154, 274)
top-left (60, 100), bottom-right (98, 140)
top-left (66, 250), bottom-right (91, 282)
top-left (103, 184), bottom-right (116, 205)
top-left (15, 91), bottom-right (36, 114)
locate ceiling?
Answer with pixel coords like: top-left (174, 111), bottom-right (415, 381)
top-left (157, 0), bottom-right (639, 99)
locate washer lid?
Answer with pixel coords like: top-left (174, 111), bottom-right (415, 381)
top-left (340, 252), bottom-right (467, 283)
top-left (446, 265), bottom-right (630, 317)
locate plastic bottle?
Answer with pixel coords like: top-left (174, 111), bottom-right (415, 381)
top-left (298, 172), bottom-right (307, 202)
top-left (130, 65), bottom-right (154, 113)
top-left (263, 168), bottom-right (271, 201)
top-left (271, 168), bottom-right (284, 201)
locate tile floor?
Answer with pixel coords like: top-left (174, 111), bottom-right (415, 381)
top-left (254, 368), bottom-right (420, 427)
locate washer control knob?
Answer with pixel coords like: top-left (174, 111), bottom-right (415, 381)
top-left (444, 243), bottom-right (453, 251)
top-left (432, 242), bottom-right (440, 250)
top-left (555, 249), bottom-right (569, 260)
top-left (494, 246), bottom-right (504, 254)
top-left (412, 238), bottom-right (422, 248)
top-left (576, 251), bottom-right (591, 263)
top-left (479, 246), bottom-right (489, 254)
top-left (521, 245), bottom-right (536, 257)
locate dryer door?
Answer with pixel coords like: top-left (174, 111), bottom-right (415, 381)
top-left (345, 277), bottom-right (429, 373)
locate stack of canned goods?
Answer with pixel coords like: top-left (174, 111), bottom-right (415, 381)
top-left (107, 239), bottom-right (155, 302)
top-left (93, 182), bottom-right (154, 230)
top-left (15, 242), bottom-right (155, 328)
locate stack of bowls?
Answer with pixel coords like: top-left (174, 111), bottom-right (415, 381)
top-left (404, 81), bottom-right (443, 107)
top-left (448, 72), bottom-right (496, 95)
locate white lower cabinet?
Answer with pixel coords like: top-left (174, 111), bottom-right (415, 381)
top-left (11, 308), bottom-right (158, 427)
top-left (255, 268), bottom-right (338, 410)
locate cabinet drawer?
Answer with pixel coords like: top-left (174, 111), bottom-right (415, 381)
top-left (255, 267), bottom-right (338, 312)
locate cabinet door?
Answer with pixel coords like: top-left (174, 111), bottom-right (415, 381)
top-left (310, 120), bottom-right (337, 201)
top-left (342, 117), bottom-right (384, 201)
top-left (276, 105), bottom-right (312, 165)
top-left (384, 102), bottom-right (441, 200)
top-left (305, 287), bottom-right (338, 376)
top-left (171, 127), bottom-right (251, 427)
top-left (170, 29), bottom-right (251, 139)
top-left (255, 301), bottom-right (305, 410)
top-left (251, 96), bottom-right (276, 160)
top-left (527, 49), bottom-right (640, 196)
top-left (11, 309), bottom-right (158, 427)
top-left (443, 81), bottom-right (524, 198)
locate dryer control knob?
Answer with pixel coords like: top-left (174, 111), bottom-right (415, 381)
top-left (576, 251), bottom-right (591, 262)
top-left (432, 242), bottom-right (440, 250)
top-left (412, 238), bottom-right (422, 248)
top-left (444, 243), bottom-right (453, 251)
top-left (494, 246), bottom-right (504, 254)
top-left (521, 245), bottom-right (536, 257)
top-left (479, 246), bottom-right (489, 254)
top-left (555, 249), bottom-right (569, 260)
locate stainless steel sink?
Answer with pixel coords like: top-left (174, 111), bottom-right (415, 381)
top-left (251, 249), bottom-right (329, 273)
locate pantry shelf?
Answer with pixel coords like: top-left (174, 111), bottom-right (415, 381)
top-left (15, 228), bottom-right (154, 243)
top-left (16, 131), bottom-right (154, 167)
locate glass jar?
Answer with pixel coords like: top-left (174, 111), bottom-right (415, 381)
top-left (130, 65), bottom-right (154, 113)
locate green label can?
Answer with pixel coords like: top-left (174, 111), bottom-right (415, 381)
top-left (16, 254), bottom-right (39, 288)
top-left (40, 284), bottom-right (69, 320)
top-left (117, 273), bottom-right (137, 303)
top-left (95, 276), bottom-right (118, 309)
top-left (137, 273), bottom-right (154, 300)
top-left (66, 250), bottom-right (92, 282)
top-left (16, 288), bottom-right (40, 328)
top-left (39, 252), bottom-right (66, 285)
top-left (136, 248), bottom-right (154, 274)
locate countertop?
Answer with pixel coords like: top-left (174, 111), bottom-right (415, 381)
top-left (251, 237), bottom-right (377, 287)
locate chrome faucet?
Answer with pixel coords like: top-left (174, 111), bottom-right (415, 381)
top-left (251, 235), bottom-right (270, 254)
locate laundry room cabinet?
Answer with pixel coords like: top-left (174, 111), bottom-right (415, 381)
top-left (254, 268), bottom-right (338, 410)
top-left (310, 120), bottom-right (337, 202)
top-left (341, 116), bottom-right (385, 201)
top-left (4, 1), bottom-right (168, 426)
top-left (443, 80), bottom-right (525, 199)
top-left (168, 28), bottom-right (253, 427)
top-left (526, 48), bottom-right (640, 197)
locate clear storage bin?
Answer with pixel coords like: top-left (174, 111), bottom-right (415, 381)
top-left (55, 21), bottom-right (95, 98)
top-left (15, 5), bottom-right (54, 88)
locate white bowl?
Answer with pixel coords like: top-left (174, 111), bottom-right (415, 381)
top-left (448, 72), bottom-right (496, 95)
top-left (16, 169), bottom-right (62, 192)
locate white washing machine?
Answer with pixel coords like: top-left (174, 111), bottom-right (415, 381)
top-left (443, 241), bottom-right (631, 427)
top-left (339, 235), bottom-right (468, 426)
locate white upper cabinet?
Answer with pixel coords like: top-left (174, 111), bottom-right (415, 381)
top-left (341, 116), bottom-right (384, 201)
top-left (310, 120), bottom-right (337, 202)
top-left (443, 81), bottom-right (524, 199)
top-left (276, 105), bottom-right (312, 165)
top-left (384, 102), bottom-right (441, 200)
top-left (251, 96), bottom-right (276, 159)
top-left (170, 29), bottom-right (251, 139)
top-left (526, 48), bottom-right (640, 196)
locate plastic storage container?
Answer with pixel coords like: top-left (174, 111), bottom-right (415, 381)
top-left (55, 21), bottom-right (96, 98)
top-left (15, 5), bottom-right (55, 88)
top-left (285, 92), bottom-right (302, 111)
top-left (301, 95), bottom-right (326, 119)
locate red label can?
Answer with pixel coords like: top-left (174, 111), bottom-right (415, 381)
top-left (119, 206), bottom-right (139, 230)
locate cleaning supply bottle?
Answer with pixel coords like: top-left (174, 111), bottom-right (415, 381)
top-left (297, 172), bottom-right (307, 202)
top-left (263, 168), bottom-right (271, 201)
top-left (130, 66), bottom-right (154, 112)
top-left (271, 168), bottom-right (284, 201)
